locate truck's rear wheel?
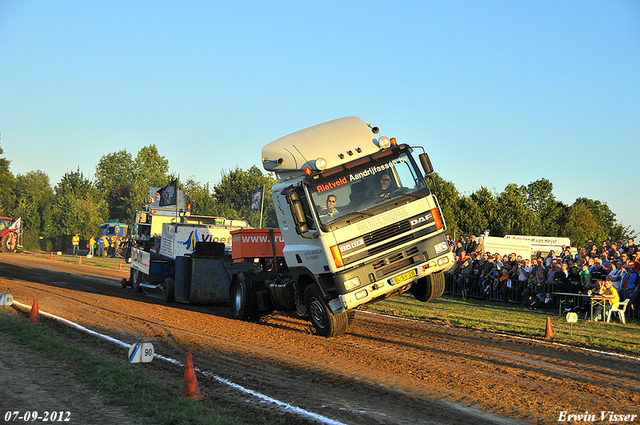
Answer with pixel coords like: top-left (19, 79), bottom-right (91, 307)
top-left (410, 271), bottom-right (445, 302)
top-left (304, 285), bottom-right (348, 337)
top-left (1, 231), bottom-right (17, 253)
top-left (162, 278), bottom-right (175, 302)
top-left (230, 272), bottom-right (258, 321)
top-left (131, 269), bottom-right (143, 292)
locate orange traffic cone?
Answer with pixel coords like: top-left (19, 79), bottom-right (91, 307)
top-left (118, 262), bottom-right (122, 271)
top-left (78, 256), bottom-right (82, 265)
top-left (545, 316), bottom-right (554, 339)
top-left (183, 352), bottom-right (202, 400)
top-left (49, 252), bottom-right (53, 259)
top-left (29, 299), bottom-right (40, 324)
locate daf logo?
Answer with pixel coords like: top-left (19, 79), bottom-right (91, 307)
top-left (410, 213), bottom-right (433, 228)
top-left (340, 238), bottom-right (364, 252)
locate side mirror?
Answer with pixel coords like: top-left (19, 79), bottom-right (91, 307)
top-left (283, 187), bottom-right (309, 235)
top-left (419, 153), bottom-right (434, 175)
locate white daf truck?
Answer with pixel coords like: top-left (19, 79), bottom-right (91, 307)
top-left (229, 116), bottom-right (454, 337)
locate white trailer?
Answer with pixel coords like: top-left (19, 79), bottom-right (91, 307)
top-left (505, 235), bottom-right (573, 257)
top-left (483, 236), bottom-right (532, 260)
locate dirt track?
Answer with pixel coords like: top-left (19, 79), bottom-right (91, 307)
top-left (1, 252), bottom-right (639, 425)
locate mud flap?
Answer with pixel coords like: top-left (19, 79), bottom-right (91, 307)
top-left (328, 297), bottom-right (345, 316)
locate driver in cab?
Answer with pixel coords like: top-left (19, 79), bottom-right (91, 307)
top-left (371, 173), bottom-right (394, 199)
top-left (319, 195), bottom-right (339, 218)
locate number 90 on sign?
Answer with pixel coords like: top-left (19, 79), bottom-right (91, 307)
top-left (128, 342), bottom-right (154, 363)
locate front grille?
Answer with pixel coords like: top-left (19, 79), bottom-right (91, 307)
top-left (372, 259), bottom-right (386, 270)
top-left (364, 220), bottom-right (412, 246)
top-left (342, 213), bottom-right (434, 271)
top-left (406, 246), bottom-right (419, 257)
top-left (368, 234), bottom-right (414, 256)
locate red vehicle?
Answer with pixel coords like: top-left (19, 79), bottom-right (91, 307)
top-left (0, 217), bottom-right (19, 253)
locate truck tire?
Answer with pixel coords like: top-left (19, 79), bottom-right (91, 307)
top-left (162, 278), bottom-right (175, 303)
top-left (1, 231), bottom-right (17, 253)
top-left (304, 285), bottom-right (348, 337)
top-left (410, 271), bottom-right (445, 302)
top-left (131, 269), bottom-right (143, 292)
top-left (230, 272), bottom-right (258, 321)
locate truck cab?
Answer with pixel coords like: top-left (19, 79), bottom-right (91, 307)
top-left (256, 116), bottom-right (454, 336)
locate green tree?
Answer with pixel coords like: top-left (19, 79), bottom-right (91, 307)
top-left (470, 186), bottom-right (498, 235)
top-left (109, 181), bottom-right (136, 223)
top-left (213, 166), bottom-right (277, 228)
top-left (430, 172), bottom-right (461, 238)
top-left (51, 169), bottom-right (106, 250)
top-left (609, 222), bottom-right (632, 243)
top-left (11, 171), bottom-right (54, 249)
top-left (495, 184), bottom-right (536, 236)
top-left (95, 145), bottom-right (172, 223)
top-left (95, 150), bottom-right (135, 193)
top-left (95, 149), bottom-right (135, 222)
top-left (132, 145), bottom-right (171, 212)
top-left (134, 145), bottom-right (169, 188)
top-left (182, 178), bottom-right (218, 216)
top-left (525, 178), bottom-right (564, 236)
top-left (573, 198), bottom-right (618, 241)
top-left (565, 203), bottom-right (607, 247)
top-left (0, 145), bottom-right (16, 216)
top-left (457, 196), bottom-right (487, 236)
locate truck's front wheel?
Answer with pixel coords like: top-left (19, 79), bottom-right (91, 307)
top-left (230, 272), bottom-right (258, 321)
top-left (304, 285), bottom-right (348, 337)
top-left (410, 271), bottom-right (445, 302)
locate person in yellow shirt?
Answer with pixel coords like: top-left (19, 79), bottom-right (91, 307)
top-left (103, 236), bottom-right (110, 257)
top-left (88, 236), bottom-right (96, 257)
top-left (593, 279), bottom-right (619, 321)
top-left (72, 233), bottom-right (80, 256)
top-left (319, 195), bottom-right (339, 219)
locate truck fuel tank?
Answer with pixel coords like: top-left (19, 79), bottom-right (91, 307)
top-left (267, 277), bottom-right (296, 311)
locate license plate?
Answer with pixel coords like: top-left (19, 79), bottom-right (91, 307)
top-left (389, 269), bottom-right (417, 285)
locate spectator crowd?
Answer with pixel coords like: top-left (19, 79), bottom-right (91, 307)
top-left (444, 235), bottom-right (639, 321)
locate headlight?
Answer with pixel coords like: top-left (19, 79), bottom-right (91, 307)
top-left (315, 157), bottom-right (328, 170)
top-left (378, 136), bottom-right (390, 149)
top-left (434, 241), bottom-right (449, 254)
top-left (343, 276), bottom-right (361, 291)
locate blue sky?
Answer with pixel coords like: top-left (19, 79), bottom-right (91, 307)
top-left (1, 1), bottom-right (639, 237)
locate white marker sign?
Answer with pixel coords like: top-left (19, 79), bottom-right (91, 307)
top-left (0, 294), bottom-right (13, 306)
top-left (128, 342), bottom-right (155, 363)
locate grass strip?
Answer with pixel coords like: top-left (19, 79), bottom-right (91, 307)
top-left (362, 294), bottom-right (640, 355)
top-left (24, 251), bottom-right (129, 271)
top-left (0, 310), bottom-right (281, 425)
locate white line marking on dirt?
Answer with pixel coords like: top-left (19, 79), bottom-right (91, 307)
top-left (11, 300), bottom-right (347, 425)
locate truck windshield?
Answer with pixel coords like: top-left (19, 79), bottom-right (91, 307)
top-left (307, 148), bottom-right (428, 227)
